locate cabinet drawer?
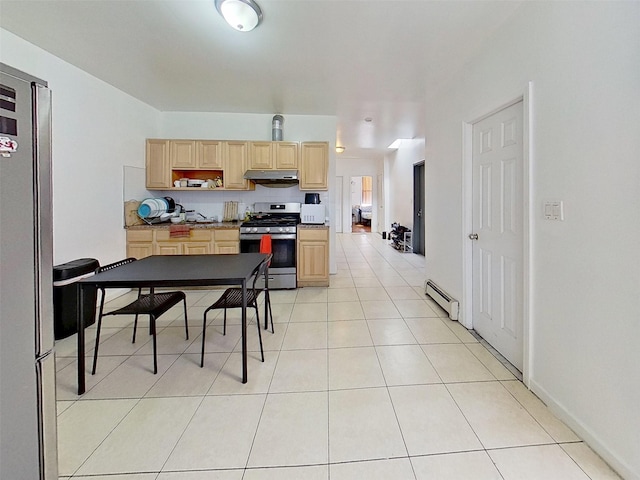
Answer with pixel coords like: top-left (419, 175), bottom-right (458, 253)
top-left (297, 228), bottom-right (328, 241)
top-left (214, 229), bottom-right (239, 241)
top-left (127, 230), bottom-right (153, 242)
top-left (155, 229), bottom-right (212, 242)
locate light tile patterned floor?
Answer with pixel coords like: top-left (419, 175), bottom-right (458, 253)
top-left (54, 233), bottom-right (621, 479)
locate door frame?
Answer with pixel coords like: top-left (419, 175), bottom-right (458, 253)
top-left (413, 161), bottom-right (425, 255)
top-left (461, 82), bottom-right (533, 386)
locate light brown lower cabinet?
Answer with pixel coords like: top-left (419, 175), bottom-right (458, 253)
top-left (126, 228), bottom-right (239, 259)
top-left (297, 226), bottom-right (329, 287)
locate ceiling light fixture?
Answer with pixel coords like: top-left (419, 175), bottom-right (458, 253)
top-left (336, 146), bottom-right (345, 154)
top-left (215, 0), bottom-right (263, 32)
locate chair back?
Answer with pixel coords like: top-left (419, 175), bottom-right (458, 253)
top-left (251, 254), bottom-right (273, 292)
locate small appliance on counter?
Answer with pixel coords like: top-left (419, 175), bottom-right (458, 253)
top-left (304, 192), bottom-right (320, 204)
top-left (301, 204), bottom-right (325, 224)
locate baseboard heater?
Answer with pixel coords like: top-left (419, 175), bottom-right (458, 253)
top-left (424, 280), bottom-right (459, 321)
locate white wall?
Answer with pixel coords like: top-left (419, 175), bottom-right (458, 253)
top-left (423, 3), bottom-right (640, 478)
top-left (1, 29), bottom-right (160, 266)
top-left (384, 140), bottom-right (425, 230)
top-left (336, 157), bottom-right (383, 233)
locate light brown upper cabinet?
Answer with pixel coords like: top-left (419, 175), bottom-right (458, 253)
top-left (249, 141), bottom-right (299, 170)
top-left (170, 140), bottom-right (197, 168)
top-left (197, 140), bottom-right (223, 168)
top-left (300, 142), bottom-right (328, 190)
top-left (223, 141), bottom-right (250, 190)
top-left (146, 139), bottom-right (171, 189)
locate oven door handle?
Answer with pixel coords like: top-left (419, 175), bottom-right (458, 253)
top-left (240, 234), bottom-right (297, 240)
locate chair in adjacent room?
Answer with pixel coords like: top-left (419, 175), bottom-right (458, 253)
top-left (91, 258), bottom-right (189, 375)
top-left (200, 253), bottom-right (273, 368)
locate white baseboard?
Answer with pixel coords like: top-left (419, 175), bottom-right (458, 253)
top-left (529, 379), bottom-right (637, 480)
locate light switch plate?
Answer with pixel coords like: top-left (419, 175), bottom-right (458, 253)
top-left (544, 201), bottom-right (564, 221)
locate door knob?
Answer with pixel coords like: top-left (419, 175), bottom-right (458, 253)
top-left (468, 233), bottom-right (479, 240)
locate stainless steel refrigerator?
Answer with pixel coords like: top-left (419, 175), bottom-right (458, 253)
top-left (0, 64), bottom-right (58, 479)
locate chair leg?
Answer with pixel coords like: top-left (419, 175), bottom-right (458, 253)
top-left (132, 288), bottom-right (142, 343)
top-left (132, 314), bottom-right (140, 343)
top-left (263, 291), bottom-right (274, 334)
top-left (182, 297), bottom-right (189, 340)
top-left (223, 309), bottom-right (227, 335)
top-left (91, 289), bottom-right (107, 375)
top-left (255, 306), bottom-right (264, 362)
top-left (201, 310), bottom-right (208, 368)
top-left (151, 315), bottom-right (157, 374)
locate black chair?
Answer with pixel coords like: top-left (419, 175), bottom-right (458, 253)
top-left (200, 254), bottom-right (273, 368)
top-left (91, 258), bottom-right (188, 375)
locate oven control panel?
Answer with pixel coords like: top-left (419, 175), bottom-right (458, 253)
top-left (243, 226), bottom-right (295, 234)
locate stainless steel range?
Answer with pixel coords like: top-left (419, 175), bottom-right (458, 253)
top-left (240, 202), bottom-right (301, 289)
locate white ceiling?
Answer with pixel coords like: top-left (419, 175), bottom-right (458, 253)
top-left (0, 0), bottom-right (523, 159)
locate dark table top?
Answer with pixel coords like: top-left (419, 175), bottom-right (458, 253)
top-left (78, 253), bottom-right (268, 288)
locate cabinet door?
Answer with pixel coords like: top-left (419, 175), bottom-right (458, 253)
top-left (183, 242), bottom-right (211, 255)
top-left (127, 243), bottom-right (153, 259)
top-left (171, 140), bottom-right (196, 168)
top-left (214, 241), bottom-right (240, 254)
top-left (297, 241), bottom-right (329, 281)
top-left (224, 141), bottom-right (250, 189)
top-left (275, 142), bottom-right (299, 169)
top-left (146, 139), bottom-right (171, 189)
top-left (154, 242), bottom-right (183, 255)
top-left (249, 142), bottom-right (274, 169)
top-left (300, 142), bottom-right (328, 190)
top-left (197, 140), bottom-right (223, 168)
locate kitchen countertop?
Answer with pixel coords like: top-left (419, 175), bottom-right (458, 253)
top-left (298, 224), bottom-right (328, 229)
top-left (126, 222), bottom-right (240, 230)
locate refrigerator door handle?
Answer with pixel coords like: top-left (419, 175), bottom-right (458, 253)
top-left (33, 83), bottom-right (54, 356)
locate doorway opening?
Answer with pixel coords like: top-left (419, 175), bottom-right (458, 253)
top-left (350, 176), bottom-right (372, 234)
top-left (413, 162), bottom-right (425, 255)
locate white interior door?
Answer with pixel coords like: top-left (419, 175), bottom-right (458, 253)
top-left (471, 101), bottom-right (524, 371)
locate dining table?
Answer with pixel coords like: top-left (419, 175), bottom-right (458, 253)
top-left (75, 253), bottom-right (269, 395)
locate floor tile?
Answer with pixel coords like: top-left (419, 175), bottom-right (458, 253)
top-left (329, 276), bottom-right (356, 288)
top-left (560, 442), bottom-right (622, 479)
top-left (290, 302), bottom-right (328, 322)
top-left (384, 285), bottom-right (423, 300)
top-left (164, 395), bottom-right (265, 470)
top-left (328, 347), bottom-right (385, 390)
top-left (76, 397), bottom-right (201, 475)
top-left (404, 317), bottom-right (461, 344)
top-left (394, 299), bottom-right (439, 318)
top-left (330, 458), bottom-right (416, 479)
top-left (208, 352), bottom-right (278, 395)
top-left (488, 444), bottom-right (591, 479)
top-left (145, 352), bottom-right (228, 397)
top-left (328, 287), bottom-right (358, 302)
top-left (412, 451), bottom-right (502, 480)
top-left (356, 286), bottom-right (391, 301)
top-left (466, 343), bottom-right (515, 380)
top-left (269, 349), bottom-right (327, 393)
top-left (353, 276), bottom-right (383, 288)
top-left (248, 391), bottom-right (328, 467)
top-left (243, 465), bottom-right (328, 480)
top-left (389, 384), bottom-right (482, 455)
top-left (295, 287), bottom-right (328, 303)
top-left (82, 354), bottom-right (179, 399)
top-left (281, 322), bottom-right (327, 350)
top-left (421, 344), bottom-right (495, 382)
top-left (329, 387), bottom-right (406, 462)
top-left (447, 382), bottom-right (554, 449)
top-left (367, 318), bottom-right (417, 345)
top-left (328, 320), bottom-right (373, 348)
top-left (57, 399), bottom-right (138, 476)
top-left (501, 380), bottom-right (580, 442)
top-left (376, 345), bottom-right (441, 386)
top-left (362, 300), bottom-right (401, 319)
top-left (328, 301), bottom-right (365, 321)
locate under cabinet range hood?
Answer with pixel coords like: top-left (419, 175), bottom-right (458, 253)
top-left (244, 169), bottom-right (299, 187)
